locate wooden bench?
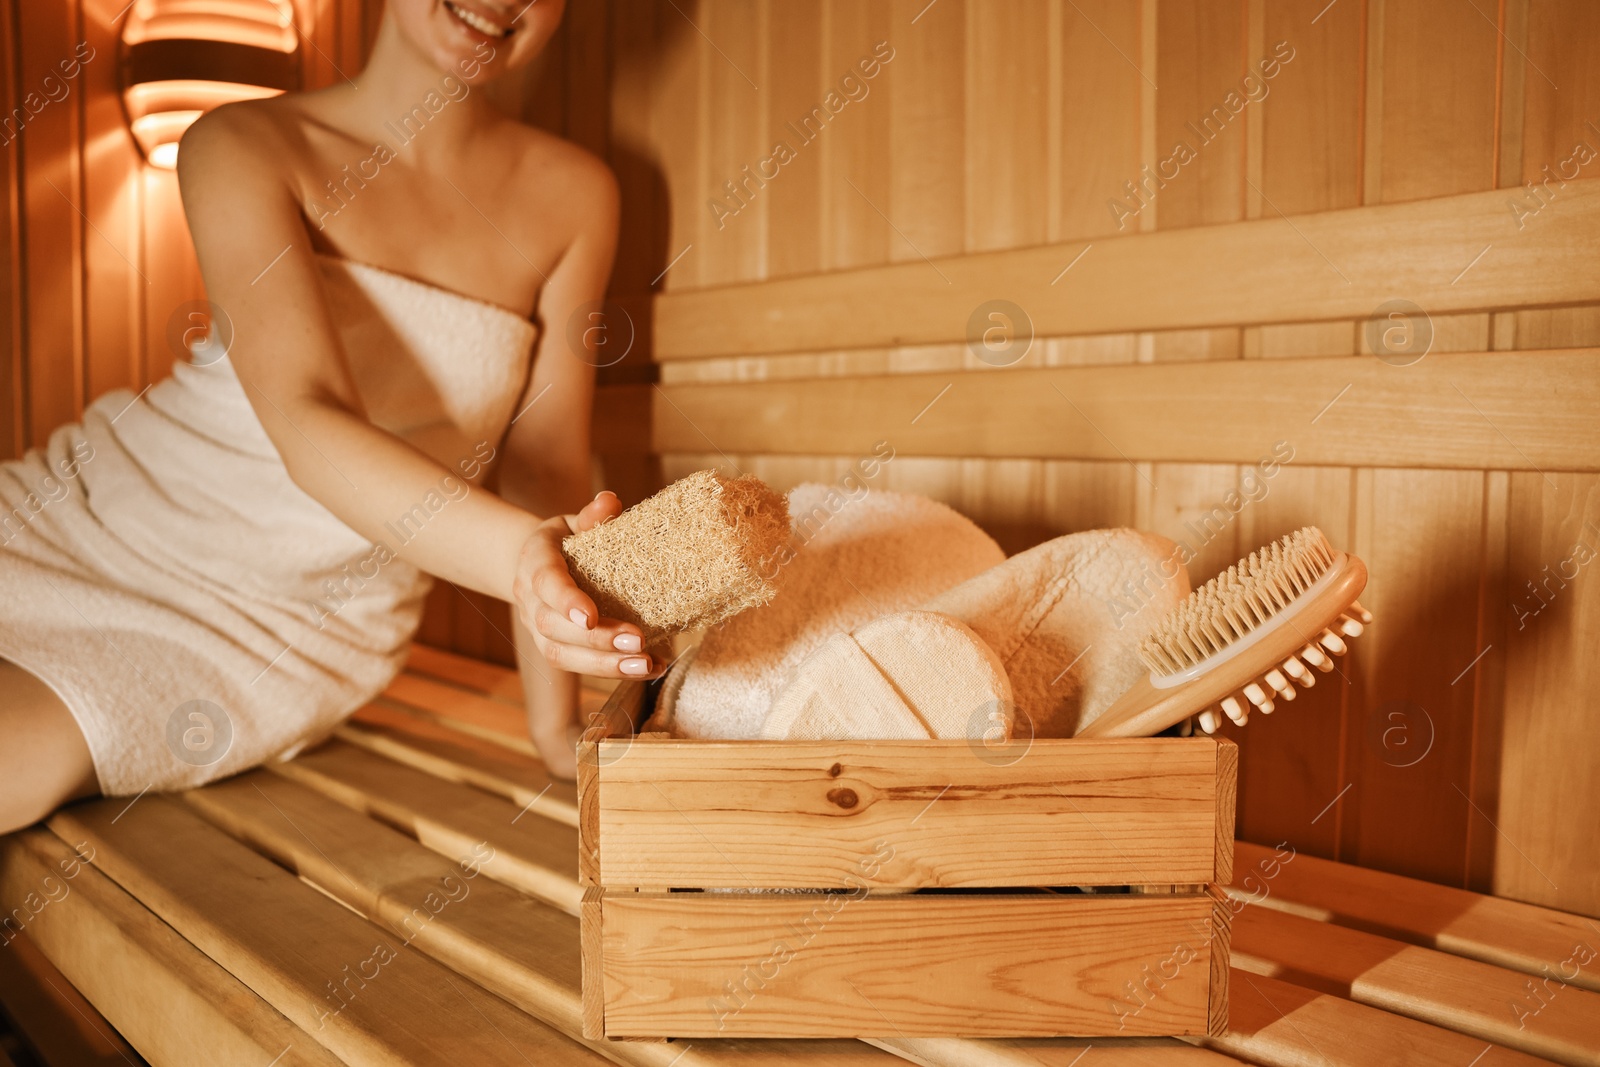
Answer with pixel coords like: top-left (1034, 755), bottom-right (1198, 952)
top-left (3, 643), bottom-right (1596, 1067)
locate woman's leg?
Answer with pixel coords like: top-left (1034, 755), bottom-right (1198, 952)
top-left (0, 658), bottom-right (99, 835)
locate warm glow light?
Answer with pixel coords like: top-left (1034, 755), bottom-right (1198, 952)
top-left (147, 141), bottom-right (180, 168)
top-left (119, 0), bottom-right (300, 169)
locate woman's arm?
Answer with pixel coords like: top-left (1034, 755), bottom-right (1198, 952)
top-left (495, 141), bottom-right (627, 776)
top-left (176, 106), bottom-right (645, 681)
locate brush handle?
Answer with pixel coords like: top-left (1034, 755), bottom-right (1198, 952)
top-left (1076, 552), bottom-right (1369, 739)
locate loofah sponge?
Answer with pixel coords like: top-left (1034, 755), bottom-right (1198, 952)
top-left (561, 469), bottom-right (790, 638)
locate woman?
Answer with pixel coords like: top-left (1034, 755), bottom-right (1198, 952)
top-left (0, 0), bottom-right (649, 834)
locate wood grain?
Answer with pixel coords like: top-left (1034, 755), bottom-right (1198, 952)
top-left (631, 349), bottom-right (1600, 470)
top-left (1232, 901), bottom-right (1600, 1065)
top-left (654, 181), bottom-right (1600, 359)
top-left (47, 796), bottom-right (611, 1067)
top-left (0, 829), bottom-right (342, 1067)
top-left (271, 738), bottom-right (584, 915)
top-left (599, 891), bottom-right (1221, 1038)
top-left (593, 737), bottom-right (1227, 888)
top-left (1233, 840), bottom-right (1600, 994)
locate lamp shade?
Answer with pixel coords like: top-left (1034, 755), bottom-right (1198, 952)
top-left (119, 0), bottom-right (301, 169)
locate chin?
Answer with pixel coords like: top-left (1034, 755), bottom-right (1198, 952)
top-left (392, 0), bottom-right (566, 83)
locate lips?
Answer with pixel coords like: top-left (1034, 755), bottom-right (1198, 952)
top-left (442, 0), bottom-right (514, 40)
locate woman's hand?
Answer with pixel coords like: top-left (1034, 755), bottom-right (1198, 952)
top-left (512, 490), bottom-right (653, 678)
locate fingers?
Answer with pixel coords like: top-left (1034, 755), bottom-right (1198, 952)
top-left (573, 490), bottom-right (622, 533)
top-left (522, 522), bottom-right (600, 629)
top-left (531, 601), bottom-right (643, 654)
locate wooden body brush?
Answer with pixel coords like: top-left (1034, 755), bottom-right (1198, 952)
top-left (1076, 526), bottom-right (1370, 738)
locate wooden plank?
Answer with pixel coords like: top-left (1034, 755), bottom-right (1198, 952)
top-left (1214, 739), bottom-right (1237, 887)
top-left (599, 891), bottom-right (1221, 1038)
top-left (867, 1037), bottom-right (1240, 1067)
top-left (594, 737), bottom-right (1225, 889)
top-left (580, 887), bottom-right (604, 1041)
top-left (48, 797), bottom-right (610, 1067)
top-left (1206, 969), bottom-right (1549, 1066)
top-left (180, 771), bottom-right (886, 1067)
top-left (652, 181), bottom-right (1600, 359)
top-left (1233, 840), bottom-right (1600, 993)
top-left (0, 831), bottom-right (329, 1067)
top-left (405, 643), bottom-right (526, 703)
top-left (1498, 471), bottom-right (1600, 914)
top-left (270, 739), bottom-right (583, 916)
top-left (1232, 903), bottom-right (1600, 1065)
top-left (0, 829), bottom-right (342, 1067)
top-left (634, 348), bottom-right (1600, 470)
top-left (0, 928), bottom-right (141, 1067)
top-left (338, 710), bottom-right (579, 829)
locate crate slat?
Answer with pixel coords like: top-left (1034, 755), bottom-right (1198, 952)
top-left (597, 890), bottom-right (1223, 1039)
top-left (589, 738), bottom-right (1231, 889)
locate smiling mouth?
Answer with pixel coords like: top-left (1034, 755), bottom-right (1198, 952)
top-left (443, 0), bottom-right (514, 39)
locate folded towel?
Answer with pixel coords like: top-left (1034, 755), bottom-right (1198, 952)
top-left (761, 610), bottom-right (1013, 740)
top-left (667, 484), bottom-right (1006, 740)
top-left (921, 529), bottom-right (1189, 737)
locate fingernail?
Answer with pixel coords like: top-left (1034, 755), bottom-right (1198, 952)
top-left (569, 608), bottom-right (590, 628)
top-left (613, 633), bottom-right (642, 653)
top-left (620, 657), bottom-right (650, 676)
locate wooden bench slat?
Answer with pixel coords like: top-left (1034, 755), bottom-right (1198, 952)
top-left (866, 1037), bottom-right (1242, 1066)
top-left (382, 675), bottom-right (535, 747)
top-left (342, 703), bottom-right (578, 827)
top-left (1234, 841), bottom-right (1600, 993)
top-left (180, 771), bottom-right (891, 1067)
top-left (654, 180), bottom-right (1600, 359)
top-left (0, 828), bottom-right (343, 1067)
top-left (271, 739), bottom-right (583, 916)
top-left (1205, 970), bottom-right (1549, 1067)
top-left (404, 644), bottom-right (526, 703)
top-left (1233, 902), bottom-right (1600, 1065)
top-left (47, 797), bottom-right (610, 1067)
top-left (405, 643), bottom-right (617, 707)
top-left (636, 349), bottom-right (1600, 471)
top-left (0, 927), bottom-right (145, 1067)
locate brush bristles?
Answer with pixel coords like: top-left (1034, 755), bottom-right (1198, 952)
top-left (1139, 526), bottom-right (1337, 676)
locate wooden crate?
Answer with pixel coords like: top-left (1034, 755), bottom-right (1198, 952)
top-left (578, 680), bottom-right (1236, 1040)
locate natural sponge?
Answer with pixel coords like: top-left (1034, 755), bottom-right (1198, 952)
top-left (561, 470), bottom-right (790, 637)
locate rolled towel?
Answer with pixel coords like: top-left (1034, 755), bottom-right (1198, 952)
top-left (761, 611), bottom-right (1013, 741)
top-left (667, 484), bottom-right (1006, 739)
top-left (561, 469), bottom-right (789, 639)
top-left (921, 529), bottom-right (1189, 737)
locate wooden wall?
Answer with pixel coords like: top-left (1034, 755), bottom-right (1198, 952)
top-left (569, 0), bottom-right (1600, 918)
top-left (5, 0), bottom-right (1597, 918)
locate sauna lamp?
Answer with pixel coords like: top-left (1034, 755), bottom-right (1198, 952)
top-left (119, 0), bottom-right (301, 169)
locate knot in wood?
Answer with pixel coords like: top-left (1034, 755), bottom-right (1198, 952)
top-left (826, 787), bottom-right (859, 809)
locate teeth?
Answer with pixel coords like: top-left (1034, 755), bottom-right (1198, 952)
top-left (1177, 717), bottom-right (1194, 737)
top-left (1338, 614), bottom-right (1364, 638)
top-left (1301, 643), bottom-right (1333, 672)
top-left (446, 0), bottom-right (508, 37)
top-left (1350, 601), bottom-right (1373, 624)
top-left (1222, 695), bottom-right (1248, 726)
top-left (1198, 708), bottom-right (1221, 734)
top-left (1243, 682), bottom-right (1274, 715)
top-left (1265, 668), bottom-right (1295, 701)
top-left (1283, 655), bottom-right (1315, 688)
top-left (1319, 629), bottom-right (1348, 656)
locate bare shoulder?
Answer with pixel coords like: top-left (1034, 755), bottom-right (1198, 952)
top-left (500, 122), bottom-right (619, 238)
top-left (175, 96), bottom-right (300, 198)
